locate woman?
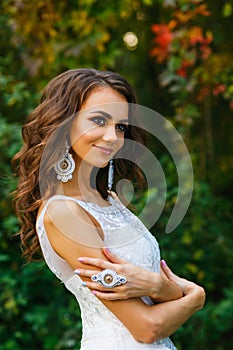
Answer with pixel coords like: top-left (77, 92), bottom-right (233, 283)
top-left (14, 68), bottom-right (205, 350)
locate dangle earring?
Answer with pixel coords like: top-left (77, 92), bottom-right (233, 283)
top-left (108, 159), bottom-right (114, 191)
top-left (54, 141), bottom-right (75, 183)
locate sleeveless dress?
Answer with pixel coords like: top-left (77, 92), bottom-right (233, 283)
top-left (36, 194), bottom-right (177, 350)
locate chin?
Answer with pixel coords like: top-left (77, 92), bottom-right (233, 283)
top-left (84, 158), bottom-right (109, 169)
top-left (96, 161), bottom-right (109, 169)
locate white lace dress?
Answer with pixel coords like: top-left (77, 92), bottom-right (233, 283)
top-left (36, 195), bottom-right (177, 350)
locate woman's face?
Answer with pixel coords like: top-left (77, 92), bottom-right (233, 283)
top-left (70, 87), bottom-right (129, 168)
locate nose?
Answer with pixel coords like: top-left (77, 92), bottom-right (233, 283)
top-left (102, 125), bottom-right (118, 142)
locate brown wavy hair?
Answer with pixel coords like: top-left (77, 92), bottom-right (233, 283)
top-left (13, 68), bottom-right (147, 261)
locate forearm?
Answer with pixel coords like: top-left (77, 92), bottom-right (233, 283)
top-left (148, 285), bottom-right (205, 342)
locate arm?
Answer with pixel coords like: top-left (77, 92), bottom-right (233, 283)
top-left (75, 248), bottom-right (183, 302)
top-left (44, 199), bottom-right (205, 344)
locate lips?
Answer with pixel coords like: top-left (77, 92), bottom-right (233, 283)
top-left (93, 145), bottom-right (113, 155)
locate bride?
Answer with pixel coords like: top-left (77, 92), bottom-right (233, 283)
top-left (13, 68), bottom-right (205, 349)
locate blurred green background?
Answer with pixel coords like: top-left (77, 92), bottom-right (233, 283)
top-left (0, 0), bottom-right (232, 349)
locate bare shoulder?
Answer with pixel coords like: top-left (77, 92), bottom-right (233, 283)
top-left (43, 197), bottom-right (104, 253)
top-left (44, 198), bottom-right (88, 224)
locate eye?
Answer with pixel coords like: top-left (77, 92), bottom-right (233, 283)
top-left (91, 116), bottom-right (106, 126)
top-left (116, 123), bottom-right (129, 133)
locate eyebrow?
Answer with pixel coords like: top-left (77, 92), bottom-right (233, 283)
top-left (91, 110), bottom-right (129, 123)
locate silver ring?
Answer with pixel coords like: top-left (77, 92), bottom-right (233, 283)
top-left (91, 269), bottom-right (127, 288)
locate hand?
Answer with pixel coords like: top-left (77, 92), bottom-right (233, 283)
top-left (75, 247), bottom-right (164, 301)
top-left (161, 260), bottom-right (206, 309)
top-left (161, 259), bottom-right (197, 295)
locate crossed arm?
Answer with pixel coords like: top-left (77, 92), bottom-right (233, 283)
top-left (76, 248), bottom-right (183, 303)
top-left (43, 199), bottom-right (206, 344)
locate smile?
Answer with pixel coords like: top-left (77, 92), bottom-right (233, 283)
top-left (93, 145), bottom-right (113, 155)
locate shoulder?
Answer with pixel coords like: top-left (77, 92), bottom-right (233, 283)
top-left (43, 197), bottom-right (93, 226)
top-left (43, 196), bottom-right (103, 250)
top-left (45, 197), bottom-right (82, 221)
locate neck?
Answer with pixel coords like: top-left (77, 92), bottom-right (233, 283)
top-left (57, 156), bottom-right (99, 199)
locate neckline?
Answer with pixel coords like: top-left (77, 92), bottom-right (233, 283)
top-left (76, 196), bottom-right (113, 209)
top-left (37, 195), bottom-right (126, 226)
top-left (50, 194), bottom-right (123, 211)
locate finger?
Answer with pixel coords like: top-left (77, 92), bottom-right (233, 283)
top-left (160, 260), bottom-right (176, 280)
top-left (91, 289), bottom-right (128, 301)
top-left (103, 247), bottom-right (127, 264)
top-left (82, 280), bottom-right (111, 291)
top-left (160, 268), bottom-right (169, 281)
top-left (74, 268), bottom-right (100, 278)
top-left (78, 257), bottom-right (115, 270)
top-left (82, 280), bottom-right (125, 295)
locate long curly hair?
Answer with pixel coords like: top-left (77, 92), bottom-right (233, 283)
top-left (13, 68), bottom-right (147, 261)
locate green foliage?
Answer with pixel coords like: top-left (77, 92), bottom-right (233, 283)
top-left (150, 0), bottom-right (233, 192)
top-left (0, 119), bottom-right (82, 349)
top-left (0, 0), bottom-right (232, 349)
top-left (152, 160), bottom-right (233, 348)
top-left (0, 260), bottom-right (82, 350)
top-left (171, 284), bottom-right (233, 349)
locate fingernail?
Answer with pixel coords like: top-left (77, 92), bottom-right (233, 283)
top-left (78, 257), bottom-right (84, 262)
top-left (74, 269), bottom-right (80, 274)
top-left (92, 290), bottom-right (97, 295)
top-left (81, 281), bottom-right (87, 286)
top-left (161, 260), bottom-right (167, 267)
top-left (104, 247), bottom-right (111, 253)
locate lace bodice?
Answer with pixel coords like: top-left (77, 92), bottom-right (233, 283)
top-left (36, 195), bottom-right (176, 350)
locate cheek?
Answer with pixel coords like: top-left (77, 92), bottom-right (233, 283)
top-left (70, 123), bottom-right (98, 147)
top-left (72, 133), bottom-right (92, 151)
top-left (116, 136), bottom-right (125, 151)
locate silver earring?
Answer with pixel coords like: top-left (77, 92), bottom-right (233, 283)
top-left (108, 159), bottom-right (114, 191)
top-left (54, 141), bottom-right (75, 183)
